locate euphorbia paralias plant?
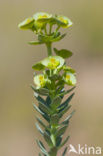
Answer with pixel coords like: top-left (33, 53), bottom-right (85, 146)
top-left (18, 12), bottom-right (76, 156)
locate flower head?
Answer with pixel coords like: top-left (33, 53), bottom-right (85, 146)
top-left (34, 74), bottom-right (51, 88)
top-left (33, 12), bottom-right (52, 30)
top-left (34, 74), bottom-right (46, 88)
top-left (56, 15), bottom-right (73, 28)
top-left (64, 72), bottom-right (76, 86)
top-left (48, 58), bottom-right (60, 69)
top-left (33, 12), bottom-right (52, 21)
top-left (41, 56), bottom-right (64, 70)
top-left (18, 17), bottom-right (34, 30)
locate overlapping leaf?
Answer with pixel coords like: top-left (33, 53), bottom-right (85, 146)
top-left (54, 48), bottom-right (73, 59)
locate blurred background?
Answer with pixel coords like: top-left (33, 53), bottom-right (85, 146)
top-left (0, 0), bottom-right (103, 155)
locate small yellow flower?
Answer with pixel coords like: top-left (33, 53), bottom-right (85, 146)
top-left (33, 12), bottom-right (52, 30)
top-left (39, 76), bottom-right (45, 87)
top-left (56, 15), bottom-right (73, 28)
top-left (34, 74), bottom-right (51, 88)
top-left (58, 17), bottom-right (68, 24)
top-left (48, 58), bottom-right (60, 69)
top-left (64, 72), bottom-right (76, 86)
top-left (39, 75), bottom-right (44, 81)
top-left (18, 17), bottom-right (34, 30)
top-left (34, 74), bottom-right (46, 88)
top-left (33, 12), bottom-right (52, 21)
top-left (66, 75), bottom-right (70, 81)
top-left (41, 56), bottom-right (64, 70)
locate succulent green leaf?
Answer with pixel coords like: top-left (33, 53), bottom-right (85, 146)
top-left (62, 147), bottom-right (68, 156)
top-left (36, 116), bottom-right (47, 129)
top-left (44, 132), bottom-right (53, 147)
top-left (50, 74), bottom-right (61, 81)
top-left (18, 17), bottom-right (34, 30)
top-left (32, 62), bottom-right (45, 71)
top-left (56, 87), bottom-right (65, 99)
top-left (38, 34), bottom-right (52, 43)
top-left (38, 32), bottom-right (61, 43)
top-left (31, 85), bottom-right (49, 96)
top-left (56, 136), bottom-right (62, 147)
top-left (36, 123), bottom-right (44, 135)
top-left (45, 96), bottom-right (51, 106)
top-left (39, 101), bottom-right (51, 114)
top-left (51, 33), bottom-right (66, 42)
top-left (35, 103), bottom-right (50, 123)
top-left (36, 140), bottom-right (48, 156)
top-left (59, 93), bottom-right (75, 110)
top-left (52, 31), bottom-right (61, 38)
top-left (56, 125), bottom-right (68, 138)
top-left (34, 93), bottom-right (46, 105)
top-left (42, 113), bottom-right (50, 123)
top-left (61, 110), bottom-right (75, 125)
top-left (33, 103), bottom-right (44, 115)
top-left (58, 86), bottom-right (76, 97)
top-left (38, 33), bottom-right (66, 43)
top-left (51, 96), bottom-right (62, 110)
top-left (54, 48), bottom-right (73, 59)
top-left (58, 105), bottom-right (71, 118)
top-left (50, 114), bottom-right (59, 126)
top-left (59, 136), bottom-right (70, 148)
top-left (38, 88), bottom-right (49, 95)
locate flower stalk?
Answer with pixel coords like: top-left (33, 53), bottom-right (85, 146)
top-left (18, 12), bottom-right (76, 156)
top-left (46, 43), bottom-right (52, 56)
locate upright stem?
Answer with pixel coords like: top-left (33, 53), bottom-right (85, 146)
top-left (44, 24), bottom-right (47, 35)
top-left (48, 91), bottom-right (59, 156)
top-left (49, 147), bottom-right (57, 156)
top-left (46, 42), bottom-right (52, 56)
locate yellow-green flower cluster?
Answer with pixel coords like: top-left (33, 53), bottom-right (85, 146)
top-left (18, 12), bottom-right (73, 32)
top-left (18, 12), bottom-right (76, 89)
top-left (33, 56), bottom-right (76, 88)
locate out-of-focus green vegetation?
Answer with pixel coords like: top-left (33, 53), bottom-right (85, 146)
top-left (0, 0), bottom-right (103, 155)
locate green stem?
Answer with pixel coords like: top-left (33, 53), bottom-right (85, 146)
top-left (49, 147), bottom-right (57, 156)
top-left (49, 24), bottom-right (52, 34)
top-left (55, 25), bottom-right (60, 32)
top-left (49, 93), bottom-right (59, 156)
top-left (44, 24), bottom-right (47, 35)
top-left (46, 43), bottom-right (52, 56)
